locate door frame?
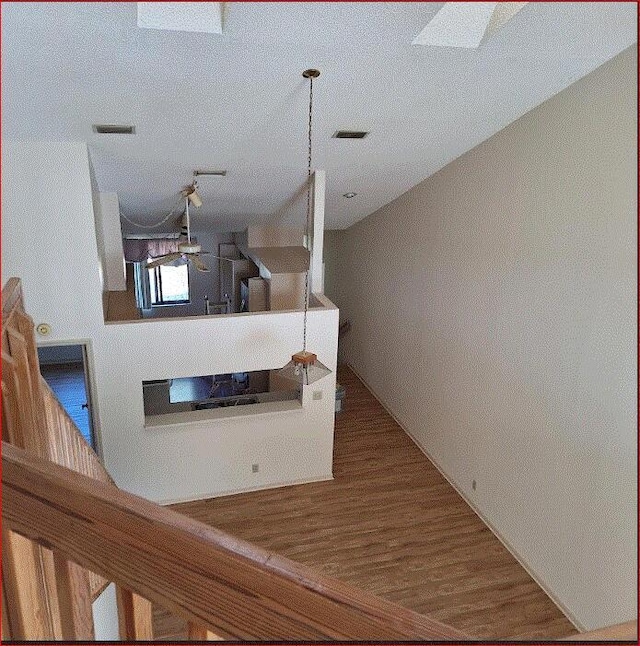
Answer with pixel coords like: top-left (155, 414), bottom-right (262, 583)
top-left (36, 338), bottom-right (104, 460)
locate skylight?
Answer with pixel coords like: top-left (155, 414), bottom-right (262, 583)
top-left (137, 2), bottom-right (223, 34)
top-left (412, 2), bottom-right (528, 49)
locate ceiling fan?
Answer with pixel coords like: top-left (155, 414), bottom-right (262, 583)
top-left (147, 182), bottom-right (212, 272)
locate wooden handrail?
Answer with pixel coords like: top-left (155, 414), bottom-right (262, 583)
top-left (3, 441), bottom-right (468, 640)
top-left (564, 620), bottom-right (637, 641)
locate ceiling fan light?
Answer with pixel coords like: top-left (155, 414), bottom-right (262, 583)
top-left (178, 241), bottom-right (202, 254)
top-left (188, 190), bottom-right (203, 208)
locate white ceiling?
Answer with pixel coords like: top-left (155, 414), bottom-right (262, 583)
top-left (1, 2), bottom-right (637, 232)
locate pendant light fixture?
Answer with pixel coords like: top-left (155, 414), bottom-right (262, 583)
top-left (278, 69), bottom-right (331, 387)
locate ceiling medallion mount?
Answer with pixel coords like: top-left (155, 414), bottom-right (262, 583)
top-left (302, 69), bottom-right (320, 79)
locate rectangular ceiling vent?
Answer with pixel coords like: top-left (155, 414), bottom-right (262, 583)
top-left (194, 169), bottom-right (227, 177)
top-left (93, 124), bottom-right (136, 135)
top-left (333, 130), bottom-right (369, 139)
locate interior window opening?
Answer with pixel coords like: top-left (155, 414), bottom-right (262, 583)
top-left (142, 369), bottom-right (299, 417)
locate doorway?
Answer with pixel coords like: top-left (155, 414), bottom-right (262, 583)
top-left (37, 343), bottom-right (97, 450)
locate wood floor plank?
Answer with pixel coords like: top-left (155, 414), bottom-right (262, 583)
top-left (155, 365), bottom-right (577, 640)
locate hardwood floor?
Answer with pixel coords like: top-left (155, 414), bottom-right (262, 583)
top-left (154, 365), bottom-right (577, 640)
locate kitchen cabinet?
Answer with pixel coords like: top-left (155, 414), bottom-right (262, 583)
top-left (219, 244), bottom-right (259, 312)
top-left (240, 277), bottom-right (268, 312)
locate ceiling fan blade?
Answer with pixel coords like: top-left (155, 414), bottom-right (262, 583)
top-left (198, 250), bottom-right (211, 255)
top-left (192, 256), bottom-right (210, 272)
top-left (147, 252), bottom-right (183, 269)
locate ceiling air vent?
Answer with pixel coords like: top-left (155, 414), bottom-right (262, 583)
top-left (92, 124), bottom-right (136, 135)
top-left (333, 130), bottom-right (369, 139)
top-left (193, 170), bottom-right (227, 177)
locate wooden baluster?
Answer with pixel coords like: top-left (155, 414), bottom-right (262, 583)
top-left (53, 551), bottom-right (95, 640)
top-left (13, 310), bottom-right (50, 453)
top-left (188, 623), bottom-right (223, 640)
top-left (2, 352), bottom-right (31, 450)
top-left (39, 547), bottom-right (63, 639)
top-left (2, 572), bottom-right (13, 640)
top-left (1, 528), bottom-right (56, 640)
top-left (116, 586), bottom-right (154, 640)
top-left (5, 327), bottom-right (45, 455)
top-left (2, 336), bottom-right (62, 639)
top-left (3, 342), bottom-right (64, 638)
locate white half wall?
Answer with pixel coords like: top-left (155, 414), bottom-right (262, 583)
top-left (2, 139), bottom-right (339, 504)
top-left (329, 47), bottom-right (637, 630)
top-left (98, 306), bottom-right (337, 502)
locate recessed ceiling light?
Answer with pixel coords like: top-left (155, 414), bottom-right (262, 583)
top-left (343, 192), bottom-right (357, 199)
top-left (333, 131), bottom-right (369, 139)
top-left (92, 124), bottom-right (136, 135)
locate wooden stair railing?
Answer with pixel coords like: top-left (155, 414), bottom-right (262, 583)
top-left (3, 440), bottom-right (469, 640)
top-left (563, 621), bottom-right (637, 641)
top-left (2, 278), bottom-right (115, 639)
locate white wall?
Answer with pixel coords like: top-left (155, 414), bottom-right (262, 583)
top-left (92, 584), bottom-right (119, 640)
top-left (2, 140), bottom-right (338, 504)
top-left (330, 47), bottom-right (637, 630)
top-left (2, 141), bottom-right (105, 337)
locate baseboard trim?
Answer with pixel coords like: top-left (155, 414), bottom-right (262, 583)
top-left (157, 472), bottom-right (335, 507)
top-left (345, 362), bottom-right (585, 634)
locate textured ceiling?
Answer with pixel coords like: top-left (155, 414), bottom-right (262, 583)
top-left (1, 2), bottom-right (636, 232)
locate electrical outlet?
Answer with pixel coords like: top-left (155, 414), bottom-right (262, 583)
top-left (472, 479), bottom-right (477, 491)
top-left (252, 463), bottom-right (259, 473)
top-left (312, 390), bottom-right (323, 400)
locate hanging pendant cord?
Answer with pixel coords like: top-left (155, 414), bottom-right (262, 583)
top-left (119, 195), bottom-right (184, 230)
top-left (119, 177), bottom-right (197, 230)
top-left (185, 197), bottom-right (191, 243)
top-left (303, 74), bottom-right (314, 354)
